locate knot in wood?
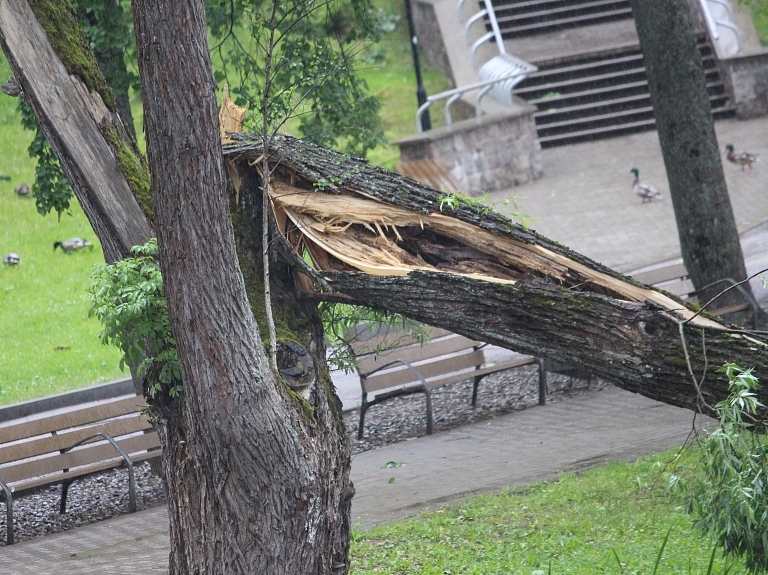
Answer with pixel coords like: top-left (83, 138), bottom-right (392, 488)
top-left (276, 341), bottom-right (317, 393)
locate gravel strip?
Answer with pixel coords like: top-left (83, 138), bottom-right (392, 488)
top-left (1, 366), bottom-right (609, 546)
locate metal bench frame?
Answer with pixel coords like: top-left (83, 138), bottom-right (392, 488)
top-left (0, 397), bottom-right (158, 545)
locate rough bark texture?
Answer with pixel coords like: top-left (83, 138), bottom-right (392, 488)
top-left (629, 0), bottom-right (751, 309)
top-left (132, 2), bottom-right (352, 574)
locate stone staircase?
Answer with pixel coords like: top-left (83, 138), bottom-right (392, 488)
top-left (490, 0), bottom-right (634, 39)
top-left (515, 36), bottom-right (733, 147)
top-left (474, 0), bottom-right (735, 146)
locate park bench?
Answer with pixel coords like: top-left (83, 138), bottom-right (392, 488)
top-left (0, 395), bottom-right (160, 545)
top-left (352, 328), bottom-right (541, 438)
top-left (630, 261), bottom-right (760, 329)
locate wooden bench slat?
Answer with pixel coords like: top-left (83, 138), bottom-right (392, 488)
top-left (369, 356), bottom-right (537, 398)
top-left (356, 335), bottom-right (482, 375)
top-left (0, 416), bottom-right (153, 466)
top-left (631, 263), bottom-right (688, 286)
top-left (350, 327), bottom-right (452, 356)
top-left (1, 432), bottom-right (160, 486)
top-left (363, 350), bottom-right (484, 393)
top-left (11, 450), bottom-right (160, 494)
top-left (0, 396), bottom-right (145, 443)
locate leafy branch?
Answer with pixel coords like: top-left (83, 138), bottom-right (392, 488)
top-left (88, 239), bottom-right (182, 399)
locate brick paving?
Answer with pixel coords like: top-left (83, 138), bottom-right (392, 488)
top-left (493, 117), bottom-right (768, 274)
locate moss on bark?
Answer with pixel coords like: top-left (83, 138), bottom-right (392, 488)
top-left (102, 125), bottom-right (153, 219)
top-left (27, 0), bottom-right (116, 110)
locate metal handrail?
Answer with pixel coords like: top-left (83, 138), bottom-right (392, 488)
top-left (464, 0), bottom-right (508, 67)
top-left (415, 70), bottom-right (527, 132)
top-left (457, 0), bottom-right (470, 21)
top-left (465, 9), bottom-right (489, 45)
top-left (698, 0), bottom-right (742, 53)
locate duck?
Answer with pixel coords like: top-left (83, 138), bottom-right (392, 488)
top-left (725, 144), bottom-right (757, 170)
top-left (3, 253), bottom-right (20, 265)
top-left (630, 168), bottom-right (662, 203)
top-left (14, 183), bottom-right (30, 196)
top-left (53, 238), bottom-right (93, 253)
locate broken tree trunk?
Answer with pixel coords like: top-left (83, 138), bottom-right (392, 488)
top-left (224, 133), bottom-right (768, 417)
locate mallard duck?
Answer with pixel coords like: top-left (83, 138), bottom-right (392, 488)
top-left (630, 168), bottom-right (662, 203)
top-left (3, 253), bottom-right (20, 265)
top-left (53, 238), bottom-right (93, 253)
top-left (14, 183), bottom-right (30, 196)
top-left (725, 144), bottom-right (757, 170)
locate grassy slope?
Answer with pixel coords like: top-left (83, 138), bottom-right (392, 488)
top-left (351, 448), bottom-right (746, 574)
top-left (0, 58), bottom-right (124, 405)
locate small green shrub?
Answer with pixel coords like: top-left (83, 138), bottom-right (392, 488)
top-left (88, 239), bottom-right (181, 398)
top-left (673, 363), bottom-right (768, 574)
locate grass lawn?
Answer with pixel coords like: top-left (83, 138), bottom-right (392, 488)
top-left (350, 447), bottom-right (745, 574)
top-left (0, 58), bottom-right (125, 405)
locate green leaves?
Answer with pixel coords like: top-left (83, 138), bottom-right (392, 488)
top-left (675, 363), bottom-right (768, 574)
top-left (18, 100), bottom-right (74, 219)
top-left (88, 239), bottom-right (182, 399)
top-left (208, 0), bottom-right (385, 157)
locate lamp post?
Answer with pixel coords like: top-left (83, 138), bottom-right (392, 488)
top-left (404, 0), bottom-right (431, 131)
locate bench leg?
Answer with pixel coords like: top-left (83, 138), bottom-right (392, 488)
top-left (537, 358), bottom-right (548, 406)
top-left (471, 375), bottom-right (481, 408)
top-left (358, 393), bottom-right (369, 440)
top-left (60, 478), bottom-right (73, 515)
top-left (1, 479), bottom-right (13, 545)
top-left (424, 386), bottom-right (433, 435)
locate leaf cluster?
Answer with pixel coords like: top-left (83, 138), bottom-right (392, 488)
top-left (320, 302), bottom-right (430, 373)
top-left (436, 190), bottom-right (538, 228)
top-left (18, 99), bottom-right (74, 219)
top-left (88, 239), bottom-right (182, 398)
top-left (207, 0), bottom-right (385, 156)
top-left (673, 363), bottom-right (768, 574)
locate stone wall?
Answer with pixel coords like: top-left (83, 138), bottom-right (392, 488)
top-left (719, 52), bottom-right (768, 118)
top-left (395, 106), bottom-right (542, 195)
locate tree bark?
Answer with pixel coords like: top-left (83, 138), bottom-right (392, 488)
top-left (629, 0), bottom-right (751, 310)
top-left (0, 0), bottom-right (151, 264)
top-left (2, 2), bottom-right (767, 572)
top-left (132, 1), bottom-right (352, 573)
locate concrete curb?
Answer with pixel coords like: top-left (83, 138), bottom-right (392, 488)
top-left (0, 378), bottom-right (135, 424)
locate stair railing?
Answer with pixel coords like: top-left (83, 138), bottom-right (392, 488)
top-left (415, 70), bottom-right (529, 133)
top-left (699, 0), bottom-right (742, 55)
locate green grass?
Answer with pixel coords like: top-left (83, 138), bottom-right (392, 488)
top-left (356, 0), bottom-right (452, 169)
top-left (744, 0), bottom-right (768, 46)
top-left (0, 57), bottom-right (124, 405)
top-left (350, 447), bottom-right (746, 574)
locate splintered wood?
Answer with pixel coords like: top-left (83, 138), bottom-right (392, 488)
top-left (267, 180), bottom-right (722, 328)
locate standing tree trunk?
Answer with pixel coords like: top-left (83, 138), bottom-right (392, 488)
top-left (629, 0), bottom-right (751, 311)
top-left (131, 1), bottom-right (352, 573)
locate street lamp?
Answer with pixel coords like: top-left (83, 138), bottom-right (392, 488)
top-left (404, 0), bottom-right (431, 131)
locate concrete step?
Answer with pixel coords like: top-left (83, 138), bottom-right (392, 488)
top-left (489, 0), bottom-right (634, 39)
top-left (499, 33), bottom-right (735, 147)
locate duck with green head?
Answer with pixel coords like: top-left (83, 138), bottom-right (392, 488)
top-left (630, 168), bottom-right (661, 204)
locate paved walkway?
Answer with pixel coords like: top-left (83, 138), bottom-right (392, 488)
top-left (0, 386), bottom-right (714, 574)
top-left (489, 117), bottom-right (768, 276)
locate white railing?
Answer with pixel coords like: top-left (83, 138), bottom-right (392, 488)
top-left (699, 0), bottom-right (742, 56)
top-left (416, 71), bottom-right (529, 133)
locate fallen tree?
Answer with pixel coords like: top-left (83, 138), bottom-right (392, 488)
top-left (1, 1), bottom-right (767, 572)
top-left (223, 133), bottom-right (768, 416)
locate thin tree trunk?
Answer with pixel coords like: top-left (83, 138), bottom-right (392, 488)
top-left (629, 0), bottom-right (751, 310)
top-left (132, 1), bottom-right (352, 573)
